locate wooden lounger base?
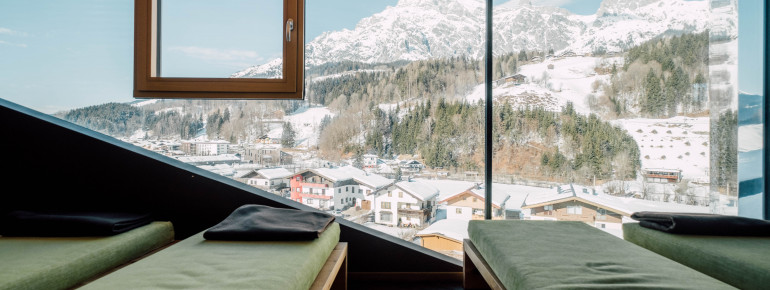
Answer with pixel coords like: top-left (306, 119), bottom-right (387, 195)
top-left (311, 242), bottom-right (348, 290)
top-left (463, 239), bottom-right (505, 290)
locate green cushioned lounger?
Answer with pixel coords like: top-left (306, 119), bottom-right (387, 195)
top-left (82, 222), bottom-right (341, 290)
top-left (624, 222), bottom-right (770, 290)
top-left (0, 221), bottom-right (175, 290)
top-left (467, 220), bottom-right (734, 290)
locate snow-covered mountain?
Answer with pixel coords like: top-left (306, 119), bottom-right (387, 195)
top-left (235, 0), bottom-right (715, 76)
top-left (230, 58), bottom-right (282, 78)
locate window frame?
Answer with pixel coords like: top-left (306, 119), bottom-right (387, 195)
top-left (133, 0), bottom-right (305, 99)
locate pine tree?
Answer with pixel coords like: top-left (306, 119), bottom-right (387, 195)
top-left (281, 122), bottom-right (296, 147)
top-left (518, 50), bottom-right (528, 61)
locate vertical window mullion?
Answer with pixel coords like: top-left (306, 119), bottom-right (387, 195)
top-left (484, 0), bottom-right (493, 220)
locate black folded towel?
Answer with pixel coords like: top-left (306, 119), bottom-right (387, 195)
top-left (631, 211), bottom-right (770, 236)
top-left (204, 205), bottom-right (335, 241)
top-left (0, 211), bottom-right (153, 237)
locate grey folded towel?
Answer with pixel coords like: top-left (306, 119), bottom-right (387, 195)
top-left (203, 204), bottom-right (335, 241)
top-left (631, 211), bottom-right (770, 236)
top-left (0, 210), bottom-right (152, 237)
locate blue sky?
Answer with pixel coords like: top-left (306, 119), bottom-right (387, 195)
top-left (0, 0), bottom-right (762, 113)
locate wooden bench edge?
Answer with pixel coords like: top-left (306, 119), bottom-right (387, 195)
top-left (310, 242), bottom-right (348, 290)
top-left (463, 239), bottom-right (506, 290)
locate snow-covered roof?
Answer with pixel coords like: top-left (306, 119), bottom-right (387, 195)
top-left (198, 164), bottom-right (236, 177)
top-left (417, 179), bottom-right (477, 201)
top-left (304, 166), bottom-right (393, 189)
top-left (234, 170), bottom-right (255, 179)
top-left (182, 140), bottom-right (230, 144)
top-left (396, 180), bottom-right (440, 201)
top-left (416, 219), bottom-right (469, 242)
top-left (256, 167), bottom-right (293, 180)
top-left (176, 154), bottom-right (240, 163)
top-left (469, 188), bottom-right (510, 208)
top-left (311, 167), bottom-right (353, 182)
top-left (523, 184), bottom-right (711, 216)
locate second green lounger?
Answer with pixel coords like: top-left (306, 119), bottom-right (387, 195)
top-left (465, 220), bottom-right (734, 289)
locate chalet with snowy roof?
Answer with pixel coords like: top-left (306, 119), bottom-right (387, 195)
top-left (374, 180), bottom-right (439, 227)
top-left (522, 184), bottom-right (711, 232)
top-left (441, 186), bottom-right (510, 220)
top-left (239, 167), bottom-right (293, 192)
top-left (501, 74), bottom-right (526, 85)
top-left (416, 219), bottom-right (469, 257)
top-left (398, 160), bottom-right (424, 174)
top-left (256, 134), bottom-right (278, 144)
top-left (642, 168), bottom-right (683, 183)
top-left (244, 145), bottom-right (293, 167)
top-left (289, 166), bottom-right (392, 211)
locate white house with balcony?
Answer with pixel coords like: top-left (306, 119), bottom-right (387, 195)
top-left (374, 180), bottom-right (439, 227)
top-left (290, 166), bottom-right (392, 211)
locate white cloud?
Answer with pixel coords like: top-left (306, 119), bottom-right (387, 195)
top-left (0, 27), bottom-right (29, 37)
top-left (168, 46), bottom-right (262, 62)
top-left (0, 40), bottom-right (27, 48)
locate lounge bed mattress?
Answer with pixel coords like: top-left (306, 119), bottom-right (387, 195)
top-left (468, 220), bottom-right (733, 289)
top-left (624, 222), bottom-right (770, 289)
top-left (0, 221), bottom-right (174, 290)
top-left (82, 222), bottom-right (341, 290)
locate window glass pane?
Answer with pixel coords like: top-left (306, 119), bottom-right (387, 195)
top-left (492, 0), bottom-right (754, 238)
top-left (737, 1), bottom-right (765, 219)
top-left (160, 0), bottom-right (283, 78)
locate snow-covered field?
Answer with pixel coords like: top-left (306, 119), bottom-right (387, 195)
top-left (613, 116), bottom-right (710, 182)
top-left (268, 105), bottom-right (334, 148)
top-left (466, 56), bottom-right (620, 115)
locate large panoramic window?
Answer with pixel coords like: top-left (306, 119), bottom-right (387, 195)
top-left (0, 0), bottom-right (764, 259)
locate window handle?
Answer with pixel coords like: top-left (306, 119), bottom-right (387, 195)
top-left (286, 18), bottom-right (294, 42)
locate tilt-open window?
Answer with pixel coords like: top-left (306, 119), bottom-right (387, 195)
top-left (134, 0), bottom-right (304, 99)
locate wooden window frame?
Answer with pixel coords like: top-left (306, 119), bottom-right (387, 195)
top-left (134, 0), bottom-right (304, 99)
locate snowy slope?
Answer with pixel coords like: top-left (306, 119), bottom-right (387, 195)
top-left (612, 116), bottom-right (710, 182)
top-left (267, 106), bottom-right (335, 148)
top-left (466, 56), bottom-right (620, 115)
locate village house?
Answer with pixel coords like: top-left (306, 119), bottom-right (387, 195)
top-left (642, 168), bottom-right (683, 183)
top-left (239, 167), bottom-right (293, 192)
top-left (398, 160), bottom-right (424, 175)
top-left (415, 219), bottom-right (469, 259)
top-left (500, 74), bottom-right (526, 85)
top-left (374, 180), bottom-right (439, 227)
top-left (441, 187), bottom-right (510, 220)
top-left (244, 145), bottom-right (293, 167)
top-left (289, 166), bottom-right (392, 211)
top-left (180, 140), bottom-right (230, 156)
top-left (522, 184), bottom-right (711, 234)
top-left (362, 154), bottom-right (379, 169)
top-left (255, 134), bottom-right (279, 144)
